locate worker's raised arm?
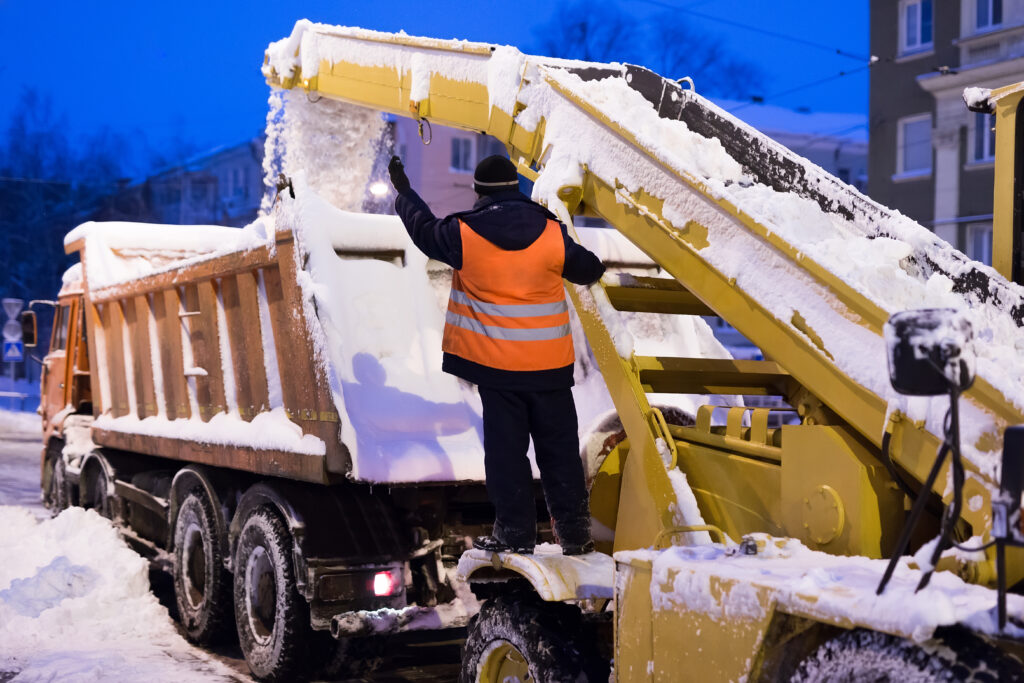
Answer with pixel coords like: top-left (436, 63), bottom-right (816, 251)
top-left (389, 156), bottom-right (463, 269)
top-left (560, 224), bottom-right (605, 285)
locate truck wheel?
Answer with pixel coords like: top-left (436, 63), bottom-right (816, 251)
top-left (792, 628), bottom-right (1024, 682)
top-left (233, 506), bottom-right (310, 682)
top-left (47, 458), bottom-right (69, 512)
top-left (174, 490), bottom-right (232, 645)
top-left (460, 594), bottom-right (609, 683)
top-left (83, 464), bottom-right (112, 519)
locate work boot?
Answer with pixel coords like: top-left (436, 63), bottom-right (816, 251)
top-left (473, 535), bottom-right (534, 554)
top-left (562, 539), bottom-right (596, 556)
top-left (554, 515), bottom-right (594, 556)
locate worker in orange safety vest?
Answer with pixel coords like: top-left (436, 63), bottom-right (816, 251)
top-left (388, 154), bottom-right (605, 555)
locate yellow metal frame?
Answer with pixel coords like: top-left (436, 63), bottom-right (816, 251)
top-left (992, 82), bottom-right (1024, 281)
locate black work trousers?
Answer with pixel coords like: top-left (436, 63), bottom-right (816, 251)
top-left (478, 386), bottom-right (590, 548)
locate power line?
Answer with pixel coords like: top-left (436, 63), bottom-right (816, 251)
top-left (729, 64), bottom-right (872, 113)
top-left (0, 176), bottom-right (72, 186)
top-left (625, 0), bottom-right (872, 62)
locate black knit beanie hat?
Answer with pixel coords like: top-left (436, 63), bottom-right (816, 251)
top-left (473, 155), bottom-right (519, 195)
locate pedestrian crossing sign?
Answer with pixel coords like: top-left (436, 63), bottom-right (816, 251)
top-left (3, 340), bottom-right (23, 361)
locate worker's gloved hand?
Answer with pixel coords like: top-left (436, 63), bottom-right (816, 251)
top-left (388, 155), bottom-right (410, 194)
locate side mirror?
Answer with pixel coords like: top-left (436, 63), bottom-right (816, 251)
top-left (884, 308), bottom-right (974, 396)
top-left (20, 310), bottom-right (37, 348)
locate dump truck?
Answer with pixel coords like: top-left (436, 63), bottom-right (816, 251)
top-left (22, 157), bottom-right (713, 678)
top-left (255, 21), bottom-right (1024, 682)
top-left (24, 19), bottom-right (1024, 682)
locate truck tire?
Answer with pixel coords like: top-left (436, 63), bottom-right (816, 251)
top-left (233, 506), bottom-right (311, 682)
top-left (173, 490), bottom-right (232, 645)
top-left (83, 464), bottom-right (112, 519)
top-left (47, 458), bottom-right (69, 512)
top-left (792, 628), bottom-right (1024, 682)
top-left (460, 594), bottom-right (609, 683)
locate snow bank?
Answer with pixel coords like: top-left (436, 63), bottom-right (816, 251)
top-left (619, 535), bottom-right (1024, 643)
top-left (0, 409), bottom-right (39, 436)
top-left (0, 506), bottom-right (236, 682)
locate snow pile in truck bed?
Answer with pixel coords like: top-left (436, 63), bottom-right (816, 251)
top-left (279, 177), bottom-right (730, 482)
top-left (0, 506), bottom-right (236, 682)
top-left (619, 535), bottom-right (1024, 643)
top-left (94, 407), bottom-right (326, 456)
top-left (64, 219), bottom-right (273, 290)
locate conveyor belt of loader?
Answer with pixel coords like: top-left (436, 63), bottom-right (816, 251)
top-left (264, 26), bottom-right (1024, 565)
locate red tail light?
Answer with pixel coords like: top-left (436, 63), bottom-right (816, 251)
top-left (373, 570), bottom-right (396, 597)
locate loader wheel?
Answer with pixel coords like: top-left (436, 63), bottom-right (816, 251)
top-left (460, 594), bottom-right (609, 683)
top-left (174, 490), bottom-right (232, 644)
top-left (792, 627), bottom-right (1024, 682)
top-left (233, 506), bottom-right (311, 682)
top-left (47, 458), bottom-right (69, 512)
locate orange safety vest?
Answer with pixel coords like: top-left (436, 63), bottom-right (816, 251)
top-left (442, 218), bottom-right (574, 372)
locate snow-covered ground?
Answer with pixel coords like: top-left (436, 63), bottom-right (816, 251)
top-left (0, 410), bottom-right (242, 683)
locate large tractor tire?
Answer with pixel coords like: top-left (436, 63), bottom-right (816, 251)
top-left (233, 506), bottom-right (311, 682)
top-left (792, 628), bottom-right (1023, 682)
top-left (173, 490), bottom-right (232, 645)
top-left (460, 594), bottom-right (609, 683)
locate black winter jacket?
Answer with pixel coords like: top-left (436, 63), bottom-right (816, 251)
top-left (395, 188), bottom-right (606, 390)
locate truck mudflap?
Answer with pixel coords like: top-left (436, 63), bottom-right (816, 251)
top-left (614, 534), bottom-right (1024, 681)
top-left (457, 545), bottom-right (615, 602)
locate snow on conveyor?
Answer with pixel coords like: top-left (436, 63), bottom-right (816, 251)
top-left (0, 506), bottom-right (237, 682)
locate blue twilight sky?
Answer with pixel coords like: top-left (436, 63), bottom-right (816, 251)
top-left (0, 0), bottom-right (870, 169)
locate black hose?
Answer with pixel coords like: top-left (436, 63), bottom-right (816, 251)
top-left (880, 430), bottom-right (918, 501)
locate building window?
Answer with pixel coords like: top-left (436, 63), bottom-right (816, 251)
top-left (896, 114), bottom-right (932, 176)
top-left (190, 179), bottom-right (208, 202)
top-left (973, 111), bottom-right (996, 162)
top-left (900, 0), bottom-right (933, 54)
top-left (976, 0), bottom-right (1002, 31)
top-left (450, 138), bottom-right (473, 172)
top-left (968, 223), bottom-right (993, 264)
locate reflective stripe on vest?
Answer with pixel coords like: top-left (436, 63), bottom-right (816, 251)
top-left (442, 218), bottom-right (574, 372)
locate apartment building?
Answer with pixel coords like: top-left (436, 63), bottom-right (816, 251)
top-left (869, 0), bottom-right (1024, 264)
